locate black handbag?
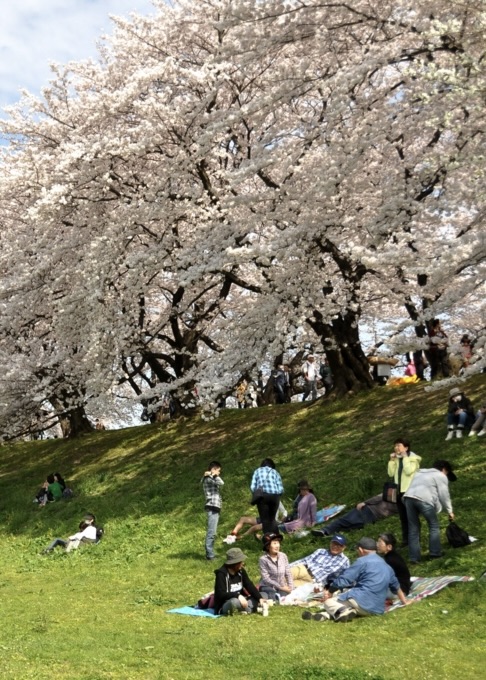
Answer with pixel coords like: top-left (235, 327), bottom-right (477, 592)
top-left (382, 481), bottom-right (398, 504)
top-left (251, 487), bottom-right (264, 505)
top-left (446, 521), bottom-right (471, 548)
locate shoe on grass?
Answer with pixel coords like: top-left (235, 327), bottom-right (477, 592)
top-left (301, 610), bottom-right (313, 621)
top-left (311, 529), bottom-right (327, 537)
top-left (333, 607), bottom-right (357, 623)
top-left (313, 612), bottom-right (330, 621)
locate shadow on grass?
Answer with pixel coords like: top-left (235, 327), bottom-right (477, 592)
top-left (0, 373), bottom-right (484, 551)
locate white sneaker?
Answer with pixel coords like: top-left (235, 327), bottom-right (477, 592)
top-left (445, 430), bottom-right (454, 441)
top-left (456, 429), bottom-right (463, 439)
top-left (468, 430), bottom-right (477, 437)
top-left (478, 429), bottom-right (486, 437)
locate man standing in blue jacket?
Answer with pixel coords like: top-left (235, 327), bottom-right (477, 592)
top-left (302, 537), bottom-right (409, 622)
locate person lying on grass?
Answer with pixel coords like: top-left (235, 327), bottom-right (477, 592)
top-left (213, 547), bottom-right (267, 616)
top-left (43, 513), bottom-right (101, 553)
top-left (224, 502), bottom-right (287, 543)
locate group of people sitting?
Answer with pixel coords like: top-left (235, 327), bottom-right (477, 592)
top-left (33, 472), bottom-right (73, 507)
top-left (211, 529), bottom-right (411, 621)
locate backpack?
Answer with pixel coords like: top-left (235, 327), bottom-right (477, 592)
top-left (197, 591), bottom-right (215, 610)
top-left (446, 521), bottom-right (471, 548)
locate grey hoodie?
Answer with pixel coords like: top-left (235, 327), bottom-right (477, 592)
top-left (403, 468), bottom-right (453, 514)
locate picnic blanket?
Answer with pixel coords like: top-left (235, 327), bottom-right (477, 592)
top-left (292, 504), bottom-right (346, 538)
top-left (283, 575), bottom-right (474, 610)
top-left (315, 504), bottom-right (346, 525)
top-left (167, 606), bottom-right (221, 618)
top-left (167, 575), bottom-right (473, 617)
top-left (386, 575), bottom-right (474, 612)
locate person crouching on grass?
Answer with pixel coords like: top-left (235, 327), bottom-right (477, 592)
top-left (213, 548), bottom-right (267, 616)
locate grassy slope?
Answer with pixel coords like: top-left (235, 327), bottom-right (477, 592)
top-left (0, 375), bottom-right (485, 680)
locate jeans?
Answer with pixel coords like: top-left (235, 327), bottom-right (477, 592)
top-left (447, 411), bottom-right (474, 429)
top-left (396, 493), bottom-right (409, 544)
top-left (44, 538), bottom-right (68, 552)
top-left (324, 505), bottom-right (375, 534)
top-left (220, 596), bottom-right (258, 616)
top-left (405, 497), bottom-right (442, 562)
top-left (205, 509), bottom-right (220, 559)
top-left (303, 380), bottom-right (317, 401)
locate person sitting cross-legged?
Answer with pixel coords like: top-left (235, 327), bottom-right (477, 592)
top-left (302, 537), bottom-right (409, 623)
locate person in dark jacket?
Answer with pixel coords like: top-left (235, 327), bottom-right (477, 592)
top-left (376, 533), bottom-right (411, 595)
top-left (428, 319), bottom-right (450, 379)
top-left (311, 494), bottom-right (397, 537)
top-left (446, 387), bottom-right (475, 440)
top-left (272, 365), bottom-right (288, 404)
top-left (213, 548), bottom-right (263, 615)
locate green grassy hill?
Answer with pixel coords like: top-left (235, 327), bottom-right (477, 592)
top-left (1, 376), bottom-right (485, 680)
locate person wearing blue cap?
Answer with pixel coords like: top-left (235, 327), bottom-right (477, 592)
top-left (290, 535), bottom-right (350, 587)
top-left (302, 537), bottom-right (409, 622)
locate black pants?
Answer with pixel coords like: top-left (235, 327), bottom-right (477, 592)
top-left (397, 492), bottom-right (409, 544)
top-left (256, 493), bottom-right (281, 534)
top-left (324, 505), bottom-right (375, 534)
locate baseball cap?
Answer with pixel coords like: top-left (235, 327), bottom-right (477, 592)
top-left (330, 534), bottom-right (347, 546)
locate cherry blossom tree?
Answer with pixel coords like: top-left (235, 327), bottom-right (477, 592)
top-left (0, 0), bottom-right (484, 435)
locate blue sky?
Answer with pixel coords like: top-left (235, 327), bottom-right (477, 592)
top-left (1, 1), bottom-right (157, 114)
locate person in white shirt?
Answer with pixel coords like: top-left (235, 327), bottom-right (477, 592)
top-left (43, 513), bottom-right (100, 553)
top-left (302, 355), bottom-right (318, 401)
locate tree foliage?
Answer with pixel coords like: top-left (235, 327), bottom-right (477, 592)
top-left (0, 0), bottom-right (484, 436)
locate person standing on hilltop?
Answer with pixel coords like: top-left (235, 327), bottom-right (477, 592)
top-left (202, 461), bottom-right (224, 561)
top-left (302, 354), bottom-right (318, 401)
top-left (428, 319), bottom-right (450, 379)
